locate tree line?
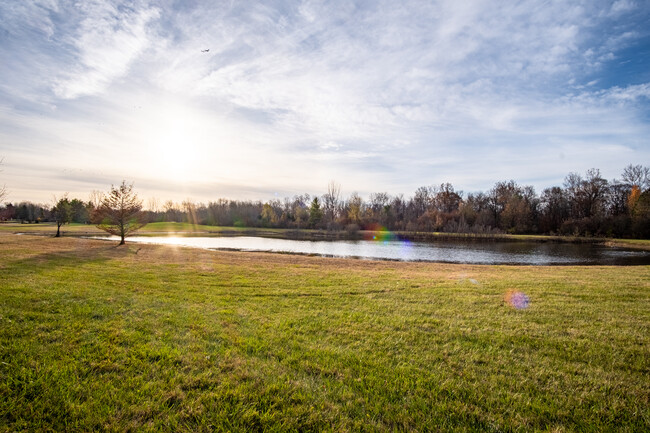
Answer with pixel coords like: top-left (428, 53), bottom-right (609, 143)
top-left (1, 165), bottom-right (649, 238)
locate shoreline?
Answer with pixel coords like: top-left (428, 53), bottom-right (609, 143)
top-left (3, 221), bottom-right (650, 250)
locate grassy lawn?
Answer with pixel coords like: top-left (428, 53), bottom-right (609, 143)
top-left (0, 222), bottom-right (105, 235)
top-left (0, 222), bottom-right (236, 236)
top-left (0, 222), bottom-right (295, 237)
top-left (1, 233), bottom-right (648, 432)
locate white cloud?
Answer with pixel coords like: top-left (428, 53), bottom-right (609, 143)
top-left (610, 0), bottom-right (636, 15)
top-left (1, 0), bottom-right (649, 202)
top-left (602, 83), bottom-right (650, 102)
top-left (165, 0), bottom-right (610, 142)
top-left (0, 1), bottom-right (58, 38)
top-left (53, 2), bottom-right (160, 99)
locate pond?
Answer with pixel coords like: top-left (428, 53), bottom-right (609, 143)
top-left (92, 235), bottom-right (650, 265)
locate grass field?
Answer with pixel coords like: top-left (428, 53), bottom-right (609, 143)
top-left (0, 222), bottom-right (304, 240)
top-left (1, 233), bottom-right (649, 432)
top-left (0, 222), bottom-right (246, 236)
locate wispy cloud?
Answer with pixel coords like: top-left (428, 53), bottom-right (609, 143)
top-left (1, 0), bottom-right (649, 202)
top-left (53, 2), bottom-right (160, 99)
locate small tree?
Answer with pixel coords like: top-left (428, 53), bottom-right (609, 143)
top-left (52, 197), bottom-right (72, 237)
top-left (94, 181), bottom-right (145, 245)
top-left (52, 196), bottom-right (72, 238)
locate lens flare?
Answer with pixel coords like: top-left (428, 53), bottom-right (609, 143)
top-left (505, 290), bottom-right (530, 309)
top-left (362, 224), bottom-right (415, 260)
top-left (364, 223), bottom-right (398, 242)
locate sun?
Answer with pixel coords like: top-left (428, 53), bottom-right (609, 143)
top-left (142, 102), bottom-right (204, 182)
top-left (155, 123), bottom-right (196, 180)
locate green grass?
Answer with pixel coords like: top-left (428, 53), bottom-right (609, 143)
top-left (0, 222), bottom-right (292, 237)
top-left (0, 222), bottom-right (104, 234)
top-left (1, 234), bottom-right (649, 432)
top-left (0, 222), bottom-right (230, 235)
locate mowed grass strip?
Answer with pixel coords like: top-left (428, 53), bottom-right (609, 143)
top-left (0, 222), bottom-right (237, 235)
top-left (0, 234), bottom-right (648, 432)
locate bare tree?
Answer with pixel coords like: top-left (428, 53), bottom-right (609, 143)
top-left (0, 157), bottom-right (7, 203)
top-left (147, 196), bottom-right (161, 213)
top-left (323, 180), bottom-right (341, 226)
top-left (433, 183), bottom-right (462, 213)
top-left (621, 164), bottom-right (650, 190)
top-left (412, 186), bottom-right (432, 219)
top-left (88, 190), bottom-right (104, 209)
top-left (562, 168), bottom-right (609, 227)
top-left (369, 192), bottom-right (390, 225)
top-left (608, 180), bottom-right (631, 216)
top-left (183, 199), bottom-right (198, 224)
top-left (539, 187), bottom-right (569, 233)
top-left (94, 181), bottom-right (145, 245)
top-left (163, 200), bottom-right (181, 222)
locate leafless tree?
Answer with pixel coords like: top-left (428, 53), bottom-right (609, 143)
top-left (147, 196), bottom-right (161, 213)
top-left (564, 169), bottom-right (608, 219)
top-left (539, 187), bottom-right (569, 233)
top-left (367, 192), bottom-right (391, 226)
top-left (433, 183), bottom-right (463, 213)
top-left (88, 190), bottom-right (104, 209)
top-left (621, 164), bottom-right (650, 190)
top-left (163, 200), bottom-right (181, 222)
top-left (0, 157), bottom-right (7, 203)
top-left (183, 199), bottom-right (198, 224)
top-left (323, 180), bottom-right (341, 226)
top-left (94, 181), bottom-right (145, 245)
top-left (412, 186), bottom-right (432, 218)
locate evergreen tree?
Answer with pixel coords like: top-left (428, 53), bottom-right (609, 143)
top-left (308, 197), bottom-right (323, 228)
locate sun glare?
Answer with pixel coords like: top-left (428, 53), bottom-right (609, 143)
top-left (142, 102), bottom-right (206, 182)
top-left (156, 123), bottom-right (195, 180)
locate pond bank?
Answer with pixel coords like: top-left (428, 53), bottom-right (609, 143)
top-left (4, 221), bottom-right (649, 250)
top-left (86, 234), bottom-right (650, 266)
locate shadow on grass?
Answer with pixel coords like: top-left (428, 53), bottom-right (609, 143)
top-left (0, 243), bottom-right (133, 278)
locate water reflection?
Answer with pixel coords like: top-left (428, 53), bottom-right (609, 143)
top-left (90, 235), bottom-right (650, 265)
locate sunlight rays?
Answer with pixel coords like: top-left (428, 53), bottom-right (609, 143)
top-left (141, 101), bottom-right (210, 183)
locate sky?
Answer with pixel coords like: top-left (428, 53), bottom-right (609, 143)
top-left (1, 0), bottom-right (649, 205)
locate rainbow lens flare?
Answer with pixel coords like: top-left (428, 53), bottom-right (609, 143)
top-left (364, 223), bottom-right (398, 242)
top-left (505, 290), bottom-right (530, 309)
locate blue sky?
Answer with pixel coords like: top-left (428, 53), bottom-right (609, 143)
top-left (1, 0), bottom-right (649, 204)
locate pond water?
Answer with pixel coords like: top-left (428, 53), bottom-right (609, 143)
top-left (92, 235), bottom-right (650, 265)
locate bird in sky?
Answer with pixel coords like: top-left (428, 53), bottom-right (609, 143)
top-left (201, 49), bottom-right (209, 52)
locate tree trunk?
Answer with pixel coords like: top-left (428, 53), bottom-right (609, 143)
top-left (119, 235), bottom-right (125, 245)
top-left (56, 223), bottom-right (61, 237)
